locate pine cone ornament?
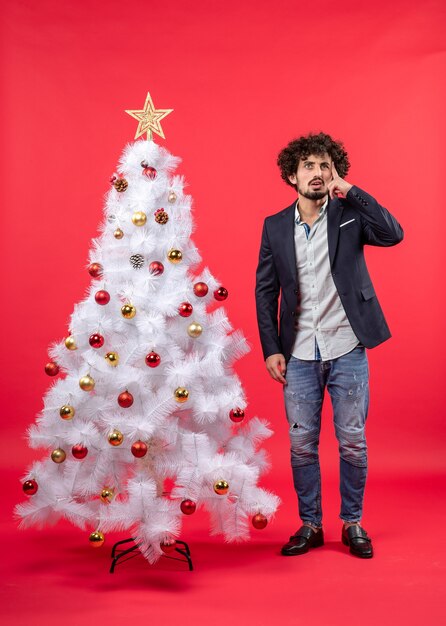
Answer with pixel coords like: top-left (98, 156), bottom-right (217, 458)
top-left (113, 178), bottom-right (128, 192)
top-left (154, 209), bottom-right (169, 224)
top-left (130, 254), bottom-right (145, 269)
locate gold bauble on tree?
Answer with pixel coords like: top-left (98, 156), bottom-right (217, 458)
top-left (51, 448), bottom-right (66, 464)
top-left (132, 211), bottom-right (147, 226)
top-left (79, 374), bottom-right (95, 391)
top-left (168, 191), bottom-right (177, 203)
top-left (64, 336), bottom-right (77, 350)
top-left (105, 352), bottom-right (119, 366)
top-left (108, 429), bottom-right (124, 446)
top-left (167, 249), bottom-right (182, 264)
top-left (213, 479), bottom-right (229, 495)
top-left (114, 228), bottom-right (124, 239)
top-left (89, 531), bottom-right (105, 548)
top-left (187, 322), bottom-right (203, 338)
top-left (59, 405), bottom-right (75, 420)
top-left (100, 487), bottom-right (114, 504)
top-left (121, 303), bottom-right (136, 319)
top-left (174, 387), bottom-right (189, 403)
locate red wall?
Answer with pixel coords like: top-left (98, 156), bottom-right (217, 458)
top-left (1, 0), bottom-right (445, 486)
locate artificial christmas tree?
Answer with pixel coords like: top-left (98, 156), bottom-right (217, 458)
top-left (16, 92), bottom-right (279, 566)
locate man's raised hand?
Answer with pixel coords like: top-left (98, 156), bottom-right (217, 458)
top-left (328, 163), bottom-right (353, 199)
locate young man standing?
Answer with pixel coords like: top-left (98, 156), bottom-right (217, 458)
top-left (255, 133), bottom-right (403, 558)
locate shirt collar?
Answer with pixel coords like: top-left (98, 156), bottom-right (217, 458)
top-left (295, 197), bottom-right (328, 224)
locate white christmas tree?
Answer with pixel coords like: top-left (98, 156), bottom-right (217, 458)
top-left (16, 93), bottom-right (279, 564)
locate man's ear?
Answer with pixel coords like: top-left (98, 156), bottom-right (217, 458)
top-left (288, 173), bottom-right (297, 186)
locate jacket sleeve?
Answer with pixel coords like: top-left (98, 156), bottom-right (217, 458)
top-left (346, 186), bottom-right (404, 247)
top-left (255, 218), bottom-right (282, 360)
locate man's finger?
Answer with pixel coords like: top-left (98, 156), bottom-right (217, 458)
top-left (331, 162), bottom-right (339, 179)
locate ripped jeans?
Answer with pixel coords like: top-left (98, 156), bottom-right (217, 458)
top-left (284, 347), bottom-right (369, 526)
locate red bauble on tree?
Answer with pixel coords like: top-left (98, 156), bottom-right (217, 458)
top-left (143, 166), bottom-right (157, 180)
top-left (180, 499), bottom-right (197, 515)
top-left (178, 302), bottom-right (193, 317)
top-left (118, 391), bottom-right (134, 408)
top-left (252, 513), bottom-right (268, 530)
top-left (131, 441), bottom-right (148, 458)
top-left (149, 261), bottom-right (164, 276)
top-left (45, 362), bottom-right (59, 377)
top-left (193, 282), bottom-right (208, 297)
top-left (214, 287), bottom-right (228, 301)
top-left (23, 479), bottom-right (38, 495)
top-left (72, 444), bottom-right (88, 459)
top-left (160, 539), bottom-right (177, 553)
top-left (145, 352), bottom-right (161, 368)
top-left (229, 408), bottom-right (245, 423)
top-left (95, 290), bottom-right (110, 305)
top-left (89, 333), bottom-right (104, 349)
top-left (88, 263), bottom-right (103, 278)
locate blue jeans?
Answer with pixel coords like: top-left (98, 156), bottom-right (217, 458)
top-left (283, 347), bottom-right (369, 526)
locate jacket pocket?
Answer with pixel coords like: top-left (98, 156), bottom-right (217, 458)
top-left (360, 284), bottom-right (376, 301)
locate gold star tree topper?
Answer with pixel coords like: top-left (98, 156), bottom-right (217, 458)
top-left (125, 92), bottom-right (173, 141)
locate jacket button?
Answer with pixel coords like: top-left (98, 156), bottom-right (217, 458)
top-left (294, 289), bottom-right (298, 294)
top-left (291, 311), bottom-right (296, 317)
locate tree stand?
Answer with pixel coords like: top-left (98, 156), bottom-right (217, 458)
top-left (110, 537), bottom-right (193, 573)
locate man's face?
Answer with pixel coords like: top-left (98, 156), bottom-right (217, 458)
top-left (288, 152), bottom-right (333, 200)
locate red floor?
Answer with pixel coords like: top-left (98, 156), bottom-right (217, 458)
top-left (2, 469), bottom-right (445, 626)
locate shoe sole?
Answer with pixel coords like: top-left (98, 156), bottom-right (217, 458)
top-left (281, 538), bottom-right (324, 556)
top-left (342, 535), bottom-right (373, 559)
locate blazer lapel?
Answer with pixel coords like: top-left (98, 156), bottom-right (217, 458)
top-left (281, 202), bottom-right (297, 281)
top-left (327, 196), bottom-right (344, 267)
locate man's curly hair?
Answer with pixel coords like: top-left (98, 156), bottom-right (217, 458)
top-left (277, 132), bottom-right (350, 190)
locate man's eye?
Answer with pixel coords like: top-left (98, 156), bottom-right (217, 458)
top-left (304, 163), bottom-right (312, 168)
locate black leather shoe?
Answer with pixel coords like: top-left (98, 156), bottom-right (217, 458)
top-left (342, 525), bottom-right (373, 558)
top-left (281, 525), bottom-right (324, 556)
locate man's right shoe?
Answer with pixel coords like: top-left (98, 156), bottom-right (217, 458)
top-left (281, 525), bottom-right (324, 556)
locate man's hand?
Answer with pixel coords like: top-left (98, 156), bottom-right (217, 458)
top-left (328, 164), bottom-right (353, 199)
top-left (265, 353), bottom-right (287, 385)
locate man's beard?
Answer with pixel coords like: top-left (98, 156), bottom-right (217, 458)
top-left (298, 187), bottom-right (328, 201)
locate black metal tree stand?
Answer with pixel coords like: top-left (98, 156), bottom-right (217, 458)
top-left (110, 537), bottom-right (193, 573)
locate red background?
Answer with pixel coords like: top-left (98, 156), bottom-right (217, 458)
top-left (1, 1), bottom-right (445, 624)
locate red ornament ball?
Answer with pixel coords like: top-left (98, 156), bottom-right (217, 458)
top-left (118, 390), bottom-right (134, 408)
top-left (109, 174), bottom-right (117, 184)
top-left (193, 282), bottom-right (209, 297)
top-left (23, 479), bottom-right (38, 495)
top-left (143, 166), bottom-right (157, 180)
top-left (95, 290), bottom-right (110, 305)
top-left (149, 261), bottom-right (164, 276)
top-left (252, 513), bottom-right (268, 530)
top-left (178, 302), bottom-right (193, 317)
top-left (131, 441), bottom-right (148, 458)
top-left (89, 333), bottom-right (104, 349)
top-left (229, 408), bottom-right (245, 423)
top-left (45, 362), bottom-right (59, 376)
top-left (214, 287), bottom-right (228, 301)
top-left (88, 263), bottom-right (103, 278)
top-left (160, 539), bottom-right (177, 554)
top-left (145, 352), bottom-right (161, 368)
top-left (180, 499), bottom-right (197, 515)
top-left (72, 444), bottom-right (88, 460)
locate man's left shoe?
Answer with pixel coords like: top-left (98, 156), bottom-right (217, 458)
top-left (342, 525), bottom-right (373, 559)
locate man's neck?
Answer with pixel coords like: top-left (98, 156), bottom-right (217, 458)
top-left (297, 194), bottom-right (328, 222)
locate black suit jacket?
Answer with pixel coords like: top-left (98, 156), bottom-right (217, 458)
top-left (255, 186), bottom-right (404, 362)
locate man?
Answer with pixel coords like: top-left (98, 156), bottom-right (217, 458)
top-left (255, 132), bottom-right (403, 558)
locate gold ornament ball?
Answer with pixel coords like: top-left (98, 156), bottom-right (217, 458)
top-left (213, 479), bottom-right (229, 495)
top-left (187, 322), bottom-right (203, 338)
top-left (59, 405), bottom-right (75, 420)
top-left (100, 487), bottom-right (114, 504)
top-left (79, 374), bottom-right (95, 391)
top-left (167, 249), bottom-right (182, 264)
top-left (51, 448), bottom-right (66, 464)
top-left (105, 352), bottom-right (119, 366)
top-left (174, 387), bottom-right (189, 403)
top-left (64, 336), bottom-right (77, 350)
top-left (114, 228), bottom-right (124, 239)
top-left (132, 211), bottom-right (147, 226)
top-left (108, 429), bottom-right (124, 446)
top-left (168, 191), bottom-right (177, 204)
top-left (121, 304), bottom-right (136, 319)
top-left (89, 531), bottom-right (105, 548)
